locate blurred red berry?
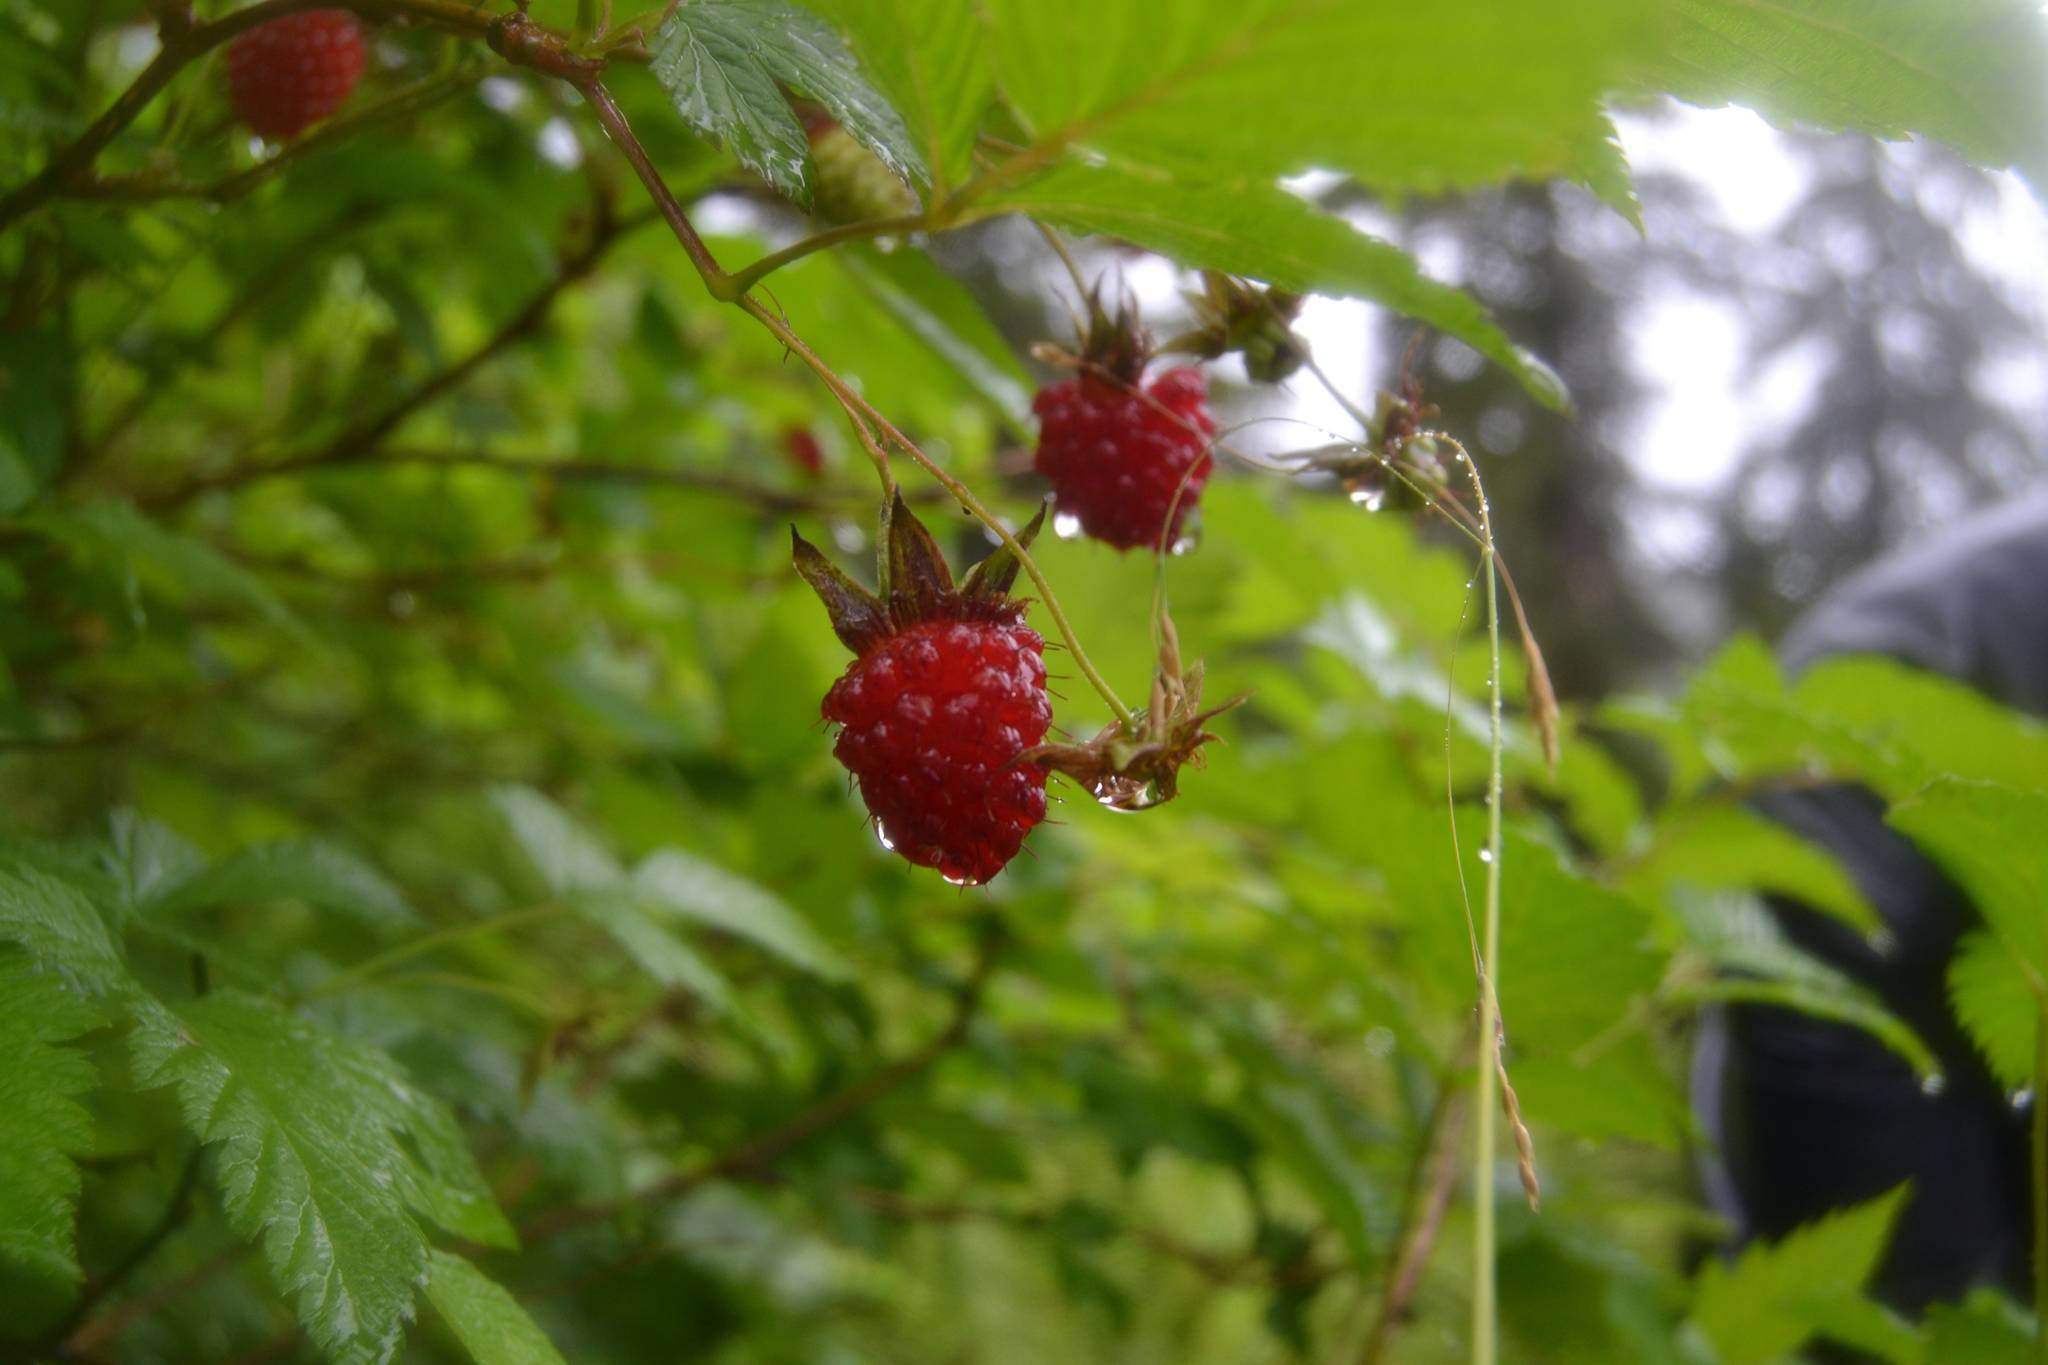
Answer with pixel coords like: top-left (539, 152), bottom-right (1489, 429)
top-left (226, 10), bottom-right (367, 141)
top-left (783, 428), bottom-right (825, 478)
top-left (1032, 366), bottom-right (1217, 551)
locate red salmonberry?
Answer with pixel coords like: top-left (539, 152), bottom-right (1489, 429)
top-left (793, 495), bottom-right (1052, 885)
top-left (226, 10), bottom-right (367, 141)
top-left (1033, 365), bottom-right (1217, 552)
top-left (781, 427), bottom-right (825, 478)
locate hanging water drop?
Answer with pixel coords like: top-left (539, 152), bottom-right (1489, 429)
top-left (1920, 1073), bottom-right (1946, 1097)
top-left (873, 825), bottom-right (896, 853)
top-left (2011, 1087), bottom-right (2034, 1110)
top-left (1348, 486), bottom-right (1386, 512)
top-left (1053, 511), bottom-right (1083, 540)
top-left (1477, 847), bottom-right (1494, 864)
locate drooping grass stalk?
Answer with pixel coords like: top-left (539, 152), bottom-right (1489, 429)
top-left (1472, 504), bottom-right (1506, 1365)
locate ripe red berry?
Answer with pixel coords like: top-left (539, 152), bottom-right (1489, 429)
top-left (1032, 366), bottom-right (1217, 552)
top-left (794, 496), bottom-right (1052, 884)
top-left (226, 10), bottom-right (367, 141)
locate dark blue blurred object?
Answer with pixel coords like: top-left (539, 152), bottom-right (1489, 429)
top-left (1692, 493), bottom-right (2048, 1311)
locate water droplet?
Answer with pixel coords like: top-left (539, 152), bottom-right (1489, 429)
top-left (2011, 1087), bottom-right (2034, 1110)
top-left (873, 825), bottom-right (896, 853)
top-left (1364, 1026), bottom-right (1397, 1056)
top-left (1348, 486), bottom-right (1386, 512)
top-left (1477, 848), bottom-right (1494, 864)
top-left (1091, 777), bottom-right (1165, 811)
top-left (1053, 512), bottom-right (1083, 540)
top-left (1920, 1073), bottom-right (1947, 1097)
top-left (941, 870), bottom-right (976, 887)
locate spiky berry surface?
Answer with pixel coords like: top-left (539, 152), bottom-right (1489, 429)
top-left (823, 614), bottom-right (1050, 885)
top-left (1032, 367), bottom-right (1217, 551)
top-left (226, 10), bottom-right (367, 141)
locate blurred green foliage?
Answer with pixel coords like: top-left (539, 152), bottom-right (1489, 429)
top-left (2, 2), bottom-right (2045, 1362)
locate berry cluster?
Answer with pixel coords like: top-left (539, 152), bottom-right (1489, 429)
top-left (226, 10), bottom-right (367, 141)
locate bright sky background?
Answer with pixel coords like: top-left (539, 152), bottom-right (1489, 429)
top-left (1614, 105), bottom-right (2048, 497)
top-left (1272, 103), bottom-right (2048, 506)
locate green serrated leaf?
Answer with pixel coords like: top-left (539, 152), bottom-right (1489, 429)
top-left (131, 992), bottom-right (516, 1361)
top-left (1500, 834), bottom-right (1663, 1049)
top-left (0, 952), bottom-right (104, 1318)
top-left (147, 840), bottom-right (420, 933)
top-left (651, 0), bottom-right (925, 206)
top-left (631, 848), bottom-right (850, 979)
top-left (1689, 1186), bottom-right (1909, 1365)
top-left (1666, 892), bottom-right (1935, 1077)
top-left (1572, 116), bottom-right (1645, 233)
top-left (1889, 780), bottom-right (2048, 985)
top-left (573, 889), bottom-right (736, 1011)
top-left (805, 0), bottom-right (989, 190)
top-left (1638, 0), bottom-right (2048, 193)
top-left (1625, 803), bottom-right (1877, 933)
top-left (58, 499), bottom-right (318, 649)
top-left (423, 1251), bottom-right (569, 1365)
top-left (1923, 1288), bottom-right (2035, 1364)
top-left (983, 164), bottom-right (1568, 410)
top-left (0, 865), bottom-right (128, 992)
top-left (491, 786), bottom-right (624, 896)
top-left (1948, 929), bottom-right (2038, 1091)
top-left (834, 244), bottom-right (1033, 425)
top-left (982, 0), bottom-right (1654, 197)
top-left (106, 810), bottom-right (204, 923)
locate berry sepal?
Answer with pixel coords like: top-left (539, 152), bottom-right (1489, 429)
top-left (792, 494), bottom-right (1049, 657)
top-left (1022, 613), bottom-right (1244, 812)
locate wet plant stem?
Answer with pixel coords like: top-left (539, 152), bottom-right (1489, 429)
top-left (1473, 505), bottom-right (1505, 1365)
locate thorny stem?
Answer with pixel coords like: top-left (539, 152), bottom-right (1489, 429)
top-left (563, 69), bottom-right (736, 299)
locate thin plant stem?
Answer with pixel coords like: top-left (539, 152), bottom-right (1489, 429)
top-left (300, 902), bottom-right (569, 1000)
top-left (1030, 219), bottom-right (1093, 302)
top-left (1463, 441), bottom-right (1507, 1365)
top-left (725, 211), bottom-right (928, 295)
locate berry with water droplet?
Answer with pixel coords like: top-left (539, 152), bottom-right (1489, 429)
top-left (226, 10), bottom-right (368, 140)
top-left (794, 495), bottom-right (1052, 884)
